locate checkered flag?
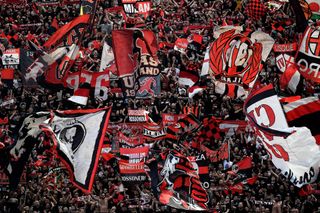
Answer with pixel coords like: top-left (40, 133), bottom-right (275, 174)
top-left (197, 117), bottom-right (224, 142)
top-left (245, 0), bottom-right (267, 21)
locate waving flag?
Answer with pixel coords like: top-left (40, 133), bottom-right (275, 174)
top-left (205, 27), bottom-right (274, 99)
top-left (112, 29), bottom-right (160, 98)
top-left (41, 107), bottom-right (111, 193)
top-left (280, 64), bottom-right (304, 94)
top-left (44, 15), bottom-right (90, 49)
top-left (296, 26), bottom-right (320, 83)
top-left (45, 44), bottom-right (79, 85)
top-left (2, 112), bottom-right (51, 189)
top-left (166, 114), bottom-right (201, 142)
top-left (244, 85), bottom-right (320, 187)
top-left (27, 46), bottom-right (69, 86)
top-left (154, 151), bottom-right (208, 211)
top-left (284, 96), bottom-right (320, 144)
top-left (178, 69), bottom-right (199, 87)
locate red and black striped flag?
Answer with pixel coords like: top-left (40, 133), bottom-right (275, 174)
top-left (44, 15), bottom-right (90, 49)
top-left (284, 96), bottom-right (320, 144)
top-left (166, 113), bottom-right (201, 142)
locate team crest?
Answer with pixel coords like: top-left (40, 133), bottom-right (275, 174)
top-left (209, 29), bottom-right (262, 87)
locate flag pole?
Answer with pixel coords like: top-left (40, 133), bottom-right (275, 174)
top-left (77, 0), bottom-right (99, 47)
top-left (228, 138), bottom-right (230, 162)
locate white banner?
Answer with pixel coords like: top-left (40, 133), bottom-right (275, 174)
top-left (245, 85), bottom-right (320, 187)
top-left (41, 108), bottom-right (111, 192)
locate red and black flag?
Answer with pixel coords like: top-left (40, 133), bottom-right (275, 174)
top-left (284, 96), bottom-right (320, 144)
top-left (152, 150), bottom-right (208, 211)
top-left (197, 116), bottom-right (223, 143)
top-left (201, 142), bottom-right (229, 163)
top-left (227, 156), bottom-right (253, 176)
top-left (48, 17), bottom-right (59, 35)
top-left (112, 29), bottom-right (160, 98)
top-left (245, 0), bottom-right (267, 20)
top-left (188, 154), bottom-right (210, 189)
top-left (226, 176), bottom-right (258, 194)
top-left (44, 15), bottom-right (90, 49)
top-left (166, 113), bottom-right (201, 142)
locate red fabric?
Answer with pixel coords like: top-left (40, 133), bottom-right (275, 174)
top-left (112, 29), bottom-right (158, 77)
top-left (44, 14), bottom-right (90, 49)
top-left (0, 117), bottom-right (8, 124)
top-left (1, 68), bottom-right (14, 80)
top-left (101, 153), bottom-right (114, 161)
top-left (229, 183), bottom-right (244, 194)
top-left (279, 96), bottom-right (301, 103)
top-left (51, 17), bottom-right (59, 30)
top-left (235, 156), bottom-right (253, 170)
top-left (246, 176), bottom-right (258, 185)
top-left (192, 34), bottom-right (203, 44)
top-left (299, 184), bottom-right (314, 196)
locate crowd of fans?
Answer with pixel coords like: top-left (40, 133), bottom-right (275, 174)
top-left (1, 0), bottom-right (320, 212)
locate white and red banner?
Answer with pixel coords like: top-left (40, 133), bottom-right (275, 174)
top-left (119, 160), bottom-right (147, 182)
top-left (276, 53), bottom-right (295, 73)
top-left (219, 120), bottom-right (248, 136)
top-left (174, 38), bottom-right (189, 54)
top-left (273, 43), bottom-right (298, 52)
top-left (161, 113), bottom-right (186, 126)
top-left (65, 69), bottom-right (110, 104)
top-left (122, 0), bottom-right (151, 17)
top-left (204, 27), bottom-right (274, 99)
top-left (244, 85), bottom-right (320, 187)
top-left (128, 109), bottom-right (149, 122)
top-left (2, 48), bottom-right (20, 69)
top-left (119, 146), bottom-right (149, 163)
top-left (296, 26), bottom-right (320, 83)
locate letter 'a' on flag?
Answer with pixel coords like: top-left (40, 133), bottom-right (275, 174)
top-left (244, 84), bottom-right (320, 187)
top-left (40, 107), bottom-right (111, 193)
top-left (43, 15), bottom-right (90, 49)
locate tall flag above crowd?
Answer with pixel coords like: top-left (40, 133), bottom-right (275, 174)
top-left (112, 29), bottom-right (161, 98)
top-left (43, 15), bottom-right (90, 49)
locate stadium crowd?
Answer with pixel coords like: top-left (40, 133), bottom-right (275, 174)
top-left (1, 0), bottom-right (320, 212)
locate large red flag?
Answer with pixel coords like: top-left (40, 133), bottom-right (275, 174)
top-left (44, 15), bottom-right (90, 49)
